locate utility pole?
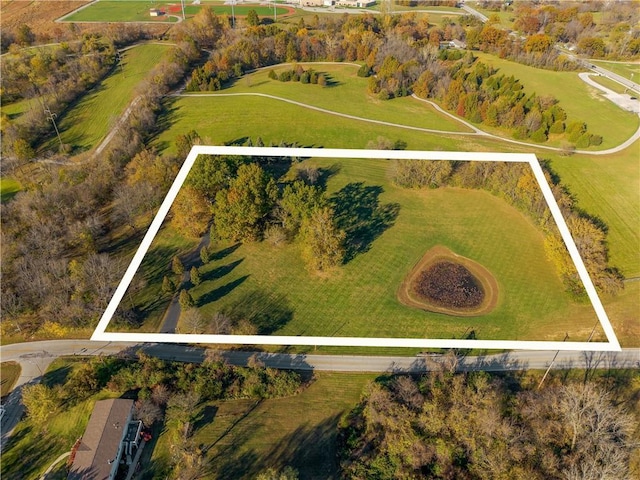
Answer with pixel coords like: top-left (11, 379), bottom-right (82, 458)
top-left (180, 0), bottom-right (186, 20)
top-left (231, 0), bottom-right (236, 28)
top-left (538, 332), bottom-right (569, 389)
top-left (273, 0), bottom-right (277, 22)
top-left (44, 106), bottom-right (63, 150)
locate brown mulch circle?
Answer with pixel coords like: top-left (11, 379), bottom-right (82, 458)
top-left (397, 245), bottom-right (499, 317)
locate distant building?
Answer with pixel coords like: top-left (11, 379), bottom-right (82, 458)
top-left (439, 39), bottom-right (467, 50)
top-left (68, 399), bottom-right (142, 480)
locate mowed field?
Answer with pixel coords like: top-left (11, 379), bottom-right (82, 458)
top-left (62, 0), bottom-right (290, 22)
top-left (473, 52), bottom-right (640, 149)
top-left (185, 63), bottom-right (472, 134)
top-left (147, 372), bottom-right (375, 478)
top-left (52, 43), bottom-right (172, 153)
top-left (129, 156), bottom-right (602, 346)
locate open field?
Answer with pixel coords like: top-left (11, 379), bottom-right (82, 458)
top-left (473, 52), bottom-right (639, 149)
top-left (49, 43), bottom-right (171, 153)
top-left (0, 358), bottom-right (119, 480)
top-left (62, 0), bottom-right (292, 22)
top-left (0, 177), bottom-right (21, 202)
top-left (0, 362), bottom-right (20, 398)
top-left (591, 61), bottom-right (640, 82)
top-left (0, 1), bottom-right (90, 35)
top-left (186, 63), bottom-right (472, 134)
top-left (147, 372), bottom-right (376, 478)
top-left (126, 156), bottom-right (602, 346)
top-left (547, 142), bottom-right (640, 278)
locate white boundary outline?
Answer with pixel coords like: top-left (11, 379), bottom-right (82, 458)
top-left (91, 147), bottom-right (621, 352)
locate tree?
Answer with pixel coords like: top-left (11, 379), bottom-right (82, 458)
top-left (172, 256), bottom-right (185, 276)
top-left (135, 398), bottom-right (163, 427)
top-left (300, 207), bottom-right (345, 271)
top-left (212, 163), bottom-right (278, 241)
top-left (179, 289), bottom-right (195, 309)
top-left (199, 245), bottom-right (210, 264)
top-left (190, 266), bottom-right (201, 286)
top-left (171, 185), bottom-right (211, 238)
top-left (181, 307), bottom-right (204, 333)
top-left (246, 9), bottom-right (260, 27)
top-left (21, 384), bottom-right (60, 429)
top-left (162, 275), bottom-right (176, 295)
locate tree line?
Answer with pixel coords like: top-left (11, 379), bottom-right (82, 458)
top-left (392, 159), bottom-right (623, 296)
top-left (339, 368), bottom-right (638, 479)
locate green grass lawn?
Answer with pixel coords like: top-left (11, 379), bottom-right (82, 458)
top-left (146, 372), bottom-right (375, 478)
top-left (63, 1), bottom-right (179, 22)
top-left (0, 358), bottom-right (120, 480)
top-left (0, 362), bottom-right (21, 398)
top-left (191, 63), bottom-right (472, 134)
top-left (50, 43), bottom-right (172, 153)
top-left (129, 156), bottom-right (601, 346)
top-left (473, 52), bottom-right (639, 149)
top-left (591, 61), bottom-right (640, 82)
top-left (547, 142), bottom-right (640, 278)
top-left (0, 178), bottom-right (22, 202)
top-left (63, 1), bottom-right (288, 22)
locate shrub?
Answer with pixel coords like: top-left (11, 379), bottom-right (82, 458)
top-left (268, 69), bottom-right (277, 80)
top-left (589, 134), bottom-right (603, 146)
top-left (530, 127), bottom-right (548, 143)
top-left (317, 73), bottom-right (327, 86)
top-left (549, 120), bottom-right (565, 134)
top-left (575, 133), bottom-right (592, 148)
top-left (357, 64), bottom-right (371, 77)
top-left (300, 71), bottom-right (310, 84)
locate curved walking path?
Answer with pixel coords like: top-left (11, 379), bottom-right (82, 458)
top-left (178, 89), bottom-right (640, 155)
top-left (39, 452), bottom-right (71, 480)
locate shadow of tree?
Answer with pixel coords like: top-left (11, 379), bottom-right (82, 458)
top-left (198, 275), bottom-right (250, 306)
top-left (222, 289), bottom-right (293, 334)
top-left (330, 182), bottom-right (400, 262)
top-left (210, 243), bottom-right (241, 261)
top-left (202, 258), bottom-right (244, 283)
top-left (263, 414), bottom-right (343, 478)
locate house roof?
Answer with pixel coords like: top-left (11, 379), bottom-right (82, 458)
top-left (68, 399), bottom-right (134, 480)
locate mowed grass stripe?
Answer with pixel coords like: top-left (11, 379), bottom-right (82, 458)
top-left (473, 52), bottom-right (639, 149)
top-left (53, 43), bottom-right (172, 153)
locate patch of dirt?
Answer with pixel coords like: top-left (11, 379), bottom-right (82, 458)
top-left (0, 1), bottom-right (91, 38)
top-left (398, 245), bottom-right (499, 317)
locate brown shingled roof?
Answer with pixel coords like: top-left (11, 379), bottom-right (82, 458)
top-left (68, 398), bottom-right (134, 480)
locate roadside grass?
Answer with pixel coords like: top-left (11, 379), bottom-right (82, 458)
top-left (146, 372), bottom-right (375, 478)
top-left (0, 362), bottom-right (21, 398)
top-left (47, 43), bottom-right (172, 154)
top-left (473, 52), bottom-right (639, 149)
top-left (1, 97), bottom-right (34, 119)
top-left (129, 156), bottom-right (601, 347)
top-left (0, 358), bottom-right (120, 480)
top-left (591, 60), bottom-right (640, 82)
top-left (590, 74), bottom-right (631, 94)
top-left (0, 177), bottom-right (22, 202)
top-left (185, 63), bottom-right (472, 134)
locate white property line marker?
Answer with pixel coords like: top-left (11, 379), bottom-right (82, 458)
top-left (91, 147), bottom-right (621, 352)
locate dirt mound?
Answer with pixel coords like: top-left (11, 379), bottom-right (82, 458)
top-left (398, 245), bottom-right (499, 317)
top-left (413, 261), bottom-right (484, 309)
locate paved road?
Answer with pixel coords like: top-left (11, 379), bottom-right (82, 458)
top-left (2, 340), bottom-right (638, 446)
top-left (579, 72), bottom-right (639, 114)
